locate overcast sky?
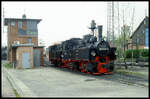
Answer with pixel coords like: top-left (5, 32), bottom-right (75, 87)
top-left (1, 1), bottom-right (149, 47)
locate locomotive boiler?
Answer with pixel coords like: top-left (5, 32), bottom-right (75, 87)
top-left (48, 20), bottom-right (116, 75)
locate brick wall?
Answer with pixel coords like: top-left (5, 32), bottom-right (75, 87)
top-left (8, 20), bottom-right (38, 46)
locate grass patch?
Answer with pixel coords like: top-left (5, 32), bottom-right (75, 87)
top-left (6, 77), bottom-right (20, 97)
top-left (114, 69), bottom-right (145, 77)
top-left (3, 63), bottom-right (13, 68)
top-left (127, 82), bottom-right (133, 85)
top-left (117, 58), bottom-right (136, 62)
top-left (13, 89), bottom-right (20, 97)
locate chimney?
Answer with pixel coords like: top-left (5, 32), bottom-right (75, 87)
top-left (97, 25), bottom-right (103, 41)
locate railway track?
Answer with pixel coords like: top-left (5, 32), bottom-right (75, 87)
top-left (100, 73), bottom-right (148, 87)
top-left (43, 57), bottom-right (148, 87)
top-left (115, 62), bottom-right (148, 67)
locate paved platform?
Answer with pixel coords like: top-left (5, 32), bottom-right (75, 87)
top-left (2, 68), bottom-right (16, 97)
top-left (2, 64), bottom-right (149, 97)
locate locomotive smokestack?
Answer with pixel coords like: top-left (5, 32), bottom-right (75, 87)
top-left (97, 25), bottom-right (103, 41)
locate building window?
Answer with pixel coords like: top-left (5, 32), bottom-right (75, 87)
top-left (27, 21), bottom-right (38, 35)
top-left (27, 38), bottom-right (32, 43)
top-left (144, 20), bottom-right (146, 25)
top-left (18, 20), bottom-right (38, 36)
top-left (18, 21), bottom-right (22, 29)
top-left (11, 21), bottom-right (15, 26)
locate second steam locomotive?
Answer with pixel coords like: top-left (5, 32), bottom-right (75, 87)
top-left (48, 20), bottom-right (116, 75)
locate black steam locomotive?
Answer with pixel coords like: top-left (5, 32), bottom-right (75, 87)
top-left (48, 20), bottom-right (116, 75)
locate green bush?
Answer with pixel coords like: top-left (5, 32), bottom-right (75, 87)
top-left (141, 49), bottom-right (149, 57)
top-left (3, 63), bottom-right (13, 68)
top-left (125, 50), bottom-right (132, 58)
top-left (133, 49), bottom-right (140, 58)
top-left (125, 49), bottom-right (149, 58)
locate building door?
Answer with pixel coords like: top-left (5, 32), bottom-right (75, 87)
top-left (22, 52), bottom-right (30, 68)
top-left (34, 49), bottom-right (40, 67)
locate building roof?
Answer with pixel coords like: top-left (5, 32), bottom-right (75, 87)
top-left (11, 43), bottom-right (34, 48)
top-left (11, 43), bottom-right (44, 48)
top-left (4, 18), bottom-right (42, 26)
top-left (130, 16), bottom-right (149, 39)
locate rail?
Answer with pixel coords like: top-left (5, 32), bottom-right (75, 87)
top-left (115, 62), bottom-right (148, 67)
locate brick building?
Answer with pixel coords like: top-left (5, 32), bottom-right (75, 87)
top-left (4, 14), bottom-right (44, 69)
top-left (128, 16), bottom-right (149, 50)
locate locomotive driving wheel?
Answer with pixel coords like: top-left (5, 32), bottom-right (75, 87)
top-left (72, 62), bottom-right (80, 71)
top-left (86, 63), bottom-right (98, 74)
top-left (53, 60), bottom-right (59, 67)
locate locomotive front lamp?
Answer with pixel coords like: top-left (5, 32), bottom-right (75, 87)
top-left (91, 51), bottom-right (96, 56)
top-left (61, 54), bottom-right (64, 57)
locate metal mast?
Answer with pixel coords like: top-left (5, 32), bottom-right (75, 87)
top-left (107, 2), bottom-right (114, 46)
top-left (107, 2), bottom-right (112, 42)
